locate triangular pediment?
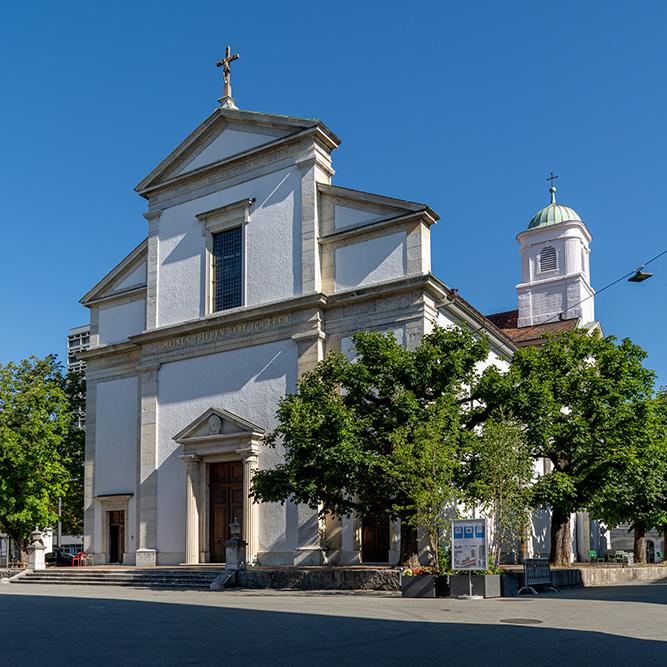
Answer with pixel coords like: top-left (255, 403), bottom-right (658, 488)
top-left (318, 184), bottom-right (439, 232)
top-left (136, 108), bottom-right (337, 196)
top-left (80, 239), bottom-right (148, 306)
top-left (173, 407), bottom-right (265, 445)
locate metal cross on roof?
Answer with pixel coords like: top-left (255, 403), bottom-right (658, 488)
top-left (547, 172), bottom-right (559, 187)
top-left (216, 46), bottom-right (240, 109)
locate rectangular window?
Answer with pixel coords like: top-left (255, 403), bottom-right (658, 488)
top-left (212, 227), bottom-right (242, 311)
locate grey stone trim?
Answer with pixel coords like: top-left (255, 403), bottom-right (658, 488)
top-left (84, 286), bottom-right (147, 309)
top-left (138, 366), bottom-right (158, 555)
top-left (136, 108), bottom-right (339, 196)
top-left (144, 210), bottom-right (161, 331)
top-left (139, 129), bottom-right (336, 212)
top-left (80, 239), bottom-right (148, 306)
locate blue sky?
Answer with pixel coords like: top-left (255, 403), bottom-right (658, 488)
top-left (2, 1), bottom-right (666, 386)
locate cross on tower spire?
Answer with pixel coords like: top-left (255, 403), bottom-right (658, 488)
top-left (547, 172), bottom-right (558, 203)
top-left (216, 46), bottom-right (240, 109)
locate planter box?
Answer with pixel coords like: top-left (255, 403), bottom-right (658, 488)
top-left (401, 575), bottom-right (451, 598)
top-left (450, 574), bottom-right (516, 598)
top-left (401, 574), bottom-right (436, 598)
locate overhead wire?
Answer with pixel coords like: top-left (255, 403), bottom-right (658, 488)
top-left (481, 246), bottom-right (667, 341)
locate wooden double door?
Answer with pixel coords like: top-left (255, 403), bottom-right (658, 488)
top-left (209, 461), bottom-right (244, 563)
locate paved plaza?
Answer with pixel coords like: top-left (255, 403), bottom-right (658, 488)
top-left (1, 579), bottom-right (666, 665)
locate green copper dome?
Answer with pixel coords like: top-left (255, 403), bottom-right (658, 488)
top-left (528, 186), bottom-right (581, 229)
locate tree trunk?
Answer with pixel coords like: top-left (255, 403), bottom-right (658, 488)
top-left (399, 512), bottom-right (419, 568)
top-left (549, 507), bottom-right (572, 567)
top-left (633, 522), bottom-right (647, 565)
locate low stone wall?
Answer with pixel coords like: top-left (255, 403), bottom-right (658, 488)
top-left (235, 568), bottom-right (400, 591)
top-left (578, 565), bottom-right (667, 586)
top-left (516, 564), bottom-right (667, 590)
top-left (229, 565), bottom-right (666, 592)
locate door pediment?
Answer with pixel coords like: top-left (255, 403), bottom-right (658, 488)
top-left (173, 407), bottom-right (265, 457)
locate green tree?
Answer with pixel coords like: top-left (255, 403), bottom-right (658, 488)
top-left (59, 370), bottom-right (86, 536)
top-left (251, 325), bottom-right (489, 567)
top-left (0, 356), bottom-right (74, 557)
top-left (380, 395), bottom-right (468, 570)
top-left (589, 390), bottom-right (667, 564)
top-left (462, 417), bottom-right (533, 565)
top-left (476, 330), bottom-right (655, 567)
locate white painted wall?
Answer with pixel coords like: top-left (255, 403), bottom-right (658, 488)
top-left (98, 299), bottom-right (146, 345)
top-left (334, 232), bottom-right (406, 291)
top-left (94, 377), bottom-right (138, 496)
top-left (334, 204), bottom-right (378, 229)
top-left (157, 167), bottom-right (302, 328)
top-left (178, 129), bottom-right (285, 175)
top-left (154, 340), bottom-right (298, 555)
top-left (516, 221), bottom-right (594, 327)
top-left (115, 262), bottom-right (147, 291)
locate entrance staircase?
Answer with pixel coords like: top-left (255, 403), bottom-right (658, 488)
top-left (14, 568), bottom-right (226, 590)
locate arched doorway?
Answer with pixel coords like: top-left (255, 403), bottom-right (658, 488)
top-left (646, 540), bottom-right (655, 563)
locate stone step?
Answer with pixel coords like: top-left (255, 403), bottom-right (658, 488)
top-left (16, 568), bottom-right (226, 589)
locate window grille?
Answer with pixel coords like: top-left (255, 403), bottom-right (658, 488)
top-left (539, 246), bottom-right (557, 272)
top-left (212, 227), bottom-right (242, 311)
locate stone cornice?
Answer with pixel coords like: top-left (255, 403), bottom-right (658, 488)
top-left (82, 285), bottom-right (147, 308)
top-left (128, 292), bottom-right (328, 348)
top-left (319, 211), bottom-right (435, 245)
top-left (136, 125), bottom-right (337, 205)
top-left (318, 183), bottom-right (439, 222)
top-left (80, 238), bottom-right (148, 306)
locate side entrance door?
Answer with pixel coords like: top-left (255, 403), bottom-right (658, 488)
top-left (361, 514), bottom-right (390, 563)
top-left (108, 510), bottom-right (125, 564)
top-left (209, 461), bottom-right (244, 562)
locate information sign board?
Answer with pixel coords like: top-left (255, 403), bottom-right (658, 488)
top-left (452, 518), bottom-right (488, 571)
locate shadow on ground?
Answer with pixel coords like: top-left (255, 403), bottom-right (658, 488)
top-left (1, 588), bottom-right (666, 666)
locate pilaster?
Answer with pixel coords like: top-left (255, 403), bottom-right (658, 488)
top-left (181, 454), bottom-right (201, 564)
top-left (143, 210), bottom-right (161, 330)
top-left (242, 452), bottom-right (259, 562)
top-left (137, 362), bottom-right (160, 565)
top-left (297, 160), bottom-right (322, 295)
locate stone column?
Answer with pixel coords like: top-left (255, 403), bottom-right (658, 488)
top-left (182, 455), bottom-right (201, 565)
top-left (243, 453), bottom-right (259, 562)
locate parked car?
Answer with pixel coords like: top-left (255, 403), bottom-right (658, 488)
top-left (45, 550), bottom-right (74, 567)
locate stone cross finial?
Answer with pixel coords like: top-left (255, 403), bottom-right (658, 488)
top-left (216, 46), bottom-right (240, 109)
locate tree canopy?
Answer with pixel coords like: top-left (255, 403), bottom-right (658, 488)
top-left (588, 389), bottom-right (667, 564)
top-left (0, 356), bottom-right (78, 555)
top-left (251, 325), bottom-right (489, 566)
top-left (476, 329), bottom-right (656, 566)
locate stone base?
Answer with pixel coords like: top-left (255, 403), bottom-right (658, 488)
top-left (255, 551), bottom-right (298, 566)
top-left (293, 547), bottom-right (326, 566)
top-left (328, 550), bottom-right (361, 565)
top-left (135, 549), bottom-right (157, 567)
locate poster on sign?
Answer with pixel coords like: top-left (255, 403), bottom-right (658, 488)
top-left (452, 519), bottom-right (488, 571)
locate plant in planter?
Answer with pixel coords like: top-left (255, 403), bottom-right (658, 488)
top-left (401, 566), bottom-right (451, 598)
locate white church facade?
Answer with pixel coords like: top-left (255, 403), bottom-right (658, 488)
top-left (81, 68), bottom-right (603, 566)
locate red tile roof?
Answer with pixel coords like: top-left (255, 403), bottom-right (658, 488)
top-left (485, 310), bottom-right (580, 347)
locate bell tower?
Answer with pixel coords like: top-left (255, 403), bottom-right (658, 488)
top-left (516, 185), bottom-right (594, 328)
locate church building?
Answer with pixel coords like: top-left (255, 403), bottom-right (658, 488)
top-left (80, 55), bottom-right (599, 566)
